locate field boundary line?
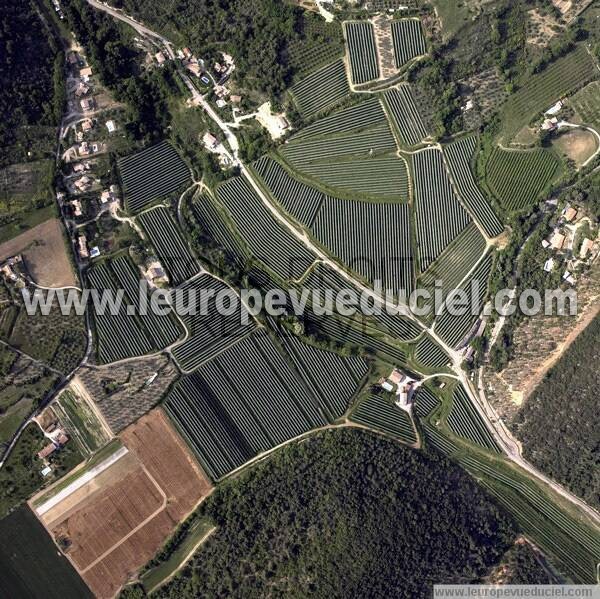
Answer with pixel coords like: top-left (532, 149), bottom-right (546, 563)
top-left (79, 462), bottom-right (167, 574)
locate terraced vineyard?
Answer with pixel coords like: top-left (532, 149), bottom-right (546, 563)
top-left (350, 394), bottom-right (417, 444)
top-left (414, 335), bottom-right (449, 369)
top-left (165, 330), bottom-right (329, 479)
top-left (254, 157), bottom-right (323, 226)
top-left (446, 384), bottom-right (500, 452)
top-left (118, 141), bottom-right (190, 213)
top-left (413, 149), bottom-right (471, 271)
top-left (485, 147), bottom-right (561, 212)
top-left (282, 123), bottom-right (397, 166)
top-left (413, 386), bottom-right (441, 418)
top-left (138, 207), bottom-right (200, 285)
top-left (288, 18), bottom-right (344, 79)
top-left (344, 21), bottom-right (379, 84)
top-left (383, 85), bottom-right (428, 147)
top-left (312, 197), bottom-right (414, 292)
top-left (459, 454), bottom-right (600, 583)
top-left (443, 137), bottom-right (504, 237)
top-left (171, 274), bottom-right (257, 373)
top-left (272, 321), bottom-right (369, 421)
top-left (289, 58), bottom-right (350, 118)
top-left (501, 46), bottom-right (597, 142)
top-left (571, 81), bottom-right (600, 130)
top-left (301, 263), bottom-right (420, 340)
top-left (291, 97), bottom-right (387, 140)
top-left (216, 176), bottom-right (316, 280)
top-left (278, 100), bottom-right (409, 201)
top-left (191, 192), bottom-right (248, 265)
top-left (88, 263), bottom-right (154, 364)
top-left (434, 253), bottom-right (493, 348)
top-left (418, 222), bottom-right (487, 304)
top-left (391, 19), bottom-right (427, 68)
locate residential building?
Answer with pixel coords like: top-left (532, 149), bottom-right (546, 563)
top-left (106, 119), bottom-right (116, 133)
top-left (155, 51), bottom-right (166, 65)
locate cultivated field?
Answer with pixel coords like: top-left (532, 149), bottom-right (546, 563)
top-left (443, 137), bottom-right (504, 237)
top-left (344, 21), bottom-right (380, 85)
top-left (165, 330), bottom-right (331, 479)
top-left (500, 46), bottom-right (597, 142)
top-left (118, 141), bottom-right (190, 213)
top-left (0, 218), bottom-right (76, 287)
top-left (350, 394), bottom-right (417, 445)
top-left (414, 336), bottom-right (450, 370)
top-left (0, 506), bottom-right (92, 598)
top-left (88, 255), bottom-right (184, 364)
top-left (255, 156), bottom-right (413, 291)
top-left (383, 85), bottom-right (429, 147)
top-left (414, 386), bottom-right (441, 418)
top-left (485, 147), bottom-right (561, 212)
top-left (571, 80), bottom-right (600, 130)
top-left (216, 176), bottom-right (316, 280)
top-left (391, 19), bottom-right (427, 68)
top-left (433, 253), bottom-right (493, 347)
top-left (412, 148), bottom-right (471, 271)
top-left (446, 384), bottom-right (501, 452)
top-left (289, 58), bottom-right (350, 118)
top-left (32, 409), bottom-right (211, 599)
top-left (171, 274), bottom-right (257, 373)
top-left (137, 207), bottom-right (200, 285)
top-left (418, 222), bottom-right (487, 308)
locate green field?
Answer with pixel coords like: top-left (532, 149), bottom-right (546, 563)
top-left (52, 390), bottom-right (111, 456)
top-left (570, 81), bottom-right (600, 131)
top-left (500, 46), bottom-right (598, 143)
top-left (485, 147), bottom-right (562, 212)
top-left (0, 506), bottom-right (92, 598)
top-left (141, 519), bottom-right (215, 593)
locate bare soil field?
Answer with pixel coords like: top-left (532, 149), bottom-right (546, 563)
top-left (552, 128), bottom-right (599, 167)
top-left (0, 218), bottom-right (77, 287)
top-left (33, 409), bottom-right (212, 598)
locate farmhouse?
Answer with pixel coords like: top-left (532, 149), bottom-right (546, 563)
top-left (580, 238), bottom-right (594, 259)
top-left (71, 199), bottom-right (83, 217)
top-left (550, 231), bottom-right (565, 250)
top-left (37, 444), bottom-right (56, 460)
top-left (79, 66), bottom-right (92, 81)
top-left (203, 131), bottom-right (219, 149)
top-left (80, 97), bottom-right (94, 112)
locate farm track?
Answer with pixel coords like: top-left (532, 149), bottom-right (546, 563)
top-left (82, 0), bottom-right (600, 540)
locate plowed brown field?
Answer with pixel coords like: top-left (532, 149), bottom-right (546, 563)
top-left (33, 409), bottom-right (212, 598)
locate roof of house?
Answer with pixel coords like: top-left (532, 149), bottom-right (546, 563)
top-left (80, 66), bottom-right (92, 77)
top-left (38, 444), bottom-right (56, 459)
top-left (550, 231), bottom-right (565, 249)
top-left (564, 207), bottom-right (578, 222)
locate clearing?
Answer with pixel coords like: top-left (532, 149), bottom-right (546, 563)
top-left (30, 409), bottom-right (212, 599)
top-left (552, 128), bottom-right (599, 168)
top-left (0, 218), bottom-right (77, 288)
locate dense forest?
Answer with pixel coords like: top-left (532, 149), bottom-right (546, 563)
top-left (117, 0), bottom-right (304, 98)
top-left (512, 313), bottom-right (600, 509)
top-left (0, 0), bottom-right (62, 165)
top-left (144, 430), bottom-right (516, 598)
top-left (63, 0), bottom-right (182, 145)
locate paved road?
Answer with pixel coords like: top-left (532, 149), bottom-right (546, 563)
top-left (85, 0), bottom-right (600, 529)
